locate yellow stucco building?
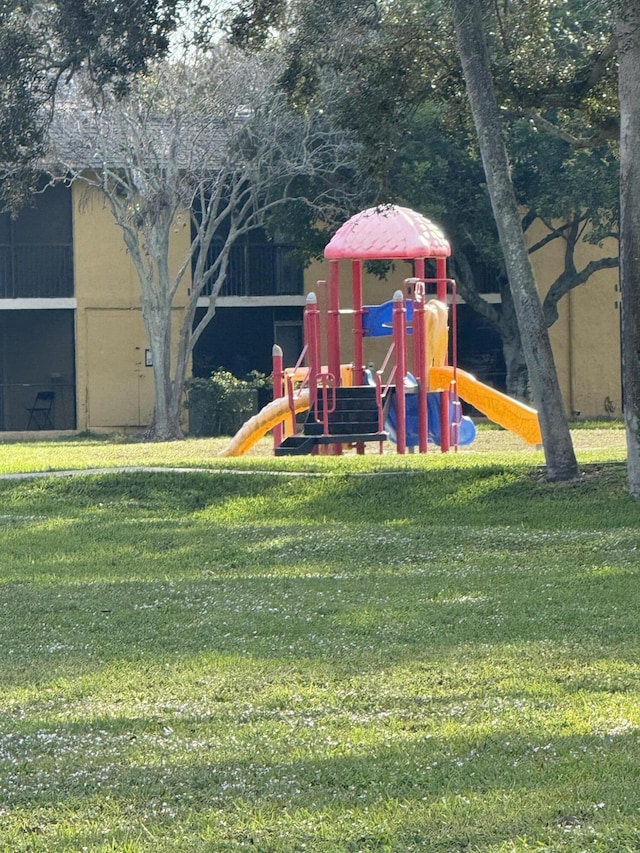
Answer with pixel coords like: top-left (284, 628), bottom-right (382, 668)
top-left (72, 185), bottom-right (191, 432)
top-left (0, 182), bottom-right (191, 433)
top-left (528, 220), bottom-right (621, 419)
top-left (0, 181), bottom-right (305, 434)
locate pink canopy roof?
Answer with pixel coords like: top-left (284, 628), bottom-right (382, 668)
top-left (324, 205), bottom-right (451, 261)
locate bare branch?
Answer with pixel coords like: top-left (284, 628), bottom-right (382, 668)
top-left (45, 46), bottom-right (361, 438)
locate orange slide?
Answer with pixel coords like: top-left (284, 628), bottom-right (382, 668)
top-left (218, 390), bottom-right (310, 457)
top-left (429, 366), bottom-right (542, 445)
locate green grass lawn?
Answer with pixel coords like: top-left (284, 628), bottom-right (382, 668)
top-left (0, 422), bottom-right (628, 475)
top-left (0, 431), bottom-right (638, 851)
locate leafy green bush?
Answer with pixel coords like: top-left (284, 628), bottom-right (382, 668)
top-left (186, 369), bottom-right (271, 437)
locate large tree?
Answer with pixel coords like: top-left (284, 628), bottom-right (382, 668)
top-left (388, 104), bottom-right (619, 398)
top-left (451, 0), bottom-right (578, 480)
top-left (618, 0), bottom-right (640, 495)
top-left (228, 0), bottom-right (619, 401)
top-left (47, 49), bottom-right (359, 440)
top-left (0, 0), bottom-right (196, 204)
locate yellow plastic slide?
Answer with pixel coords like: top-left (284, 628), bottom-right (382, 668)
top-left (429, 366), bottom-right (542, 445)
top-left (218, 390), bottom-right (310, 457)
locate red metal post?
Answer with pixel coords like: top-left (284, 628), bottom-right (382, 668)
top-left (304, 292), bottom-right (321, 417)
top-left (415, 258), bottom-right (425, 281)
top-left (392, 290), bottom-right (407, 454)
top-left (315, 279), bottom-right (328, 368)
top-left (411, 281), bottom-right (429, 454)
top-left (328, 261), bottom-right (341, 387)
top-left (436, 257), bottom-right (447, 303)
top-left (271, 344), bottom-right (284, 450)
top-left (352, 260), bottom-right (364, 385)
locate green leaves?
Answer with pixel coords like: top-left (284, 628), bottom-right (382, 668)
top-left (0, 0), bottom-right (184, 206)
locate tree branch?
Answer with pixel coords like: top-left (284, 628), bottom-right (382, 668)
top-left (543, 256), bottom-right (619, 326)
top-left (527, 218), bottom-right (578, 255)
top-left (526, 109), bottom-right (619, 148)
top-left (572, 34), bottom-right (618, 101)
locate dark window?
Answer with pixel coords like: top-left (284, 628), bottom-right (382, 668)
top-left (197, 232), bottom-right (304, 298)
top-left (0, 183), bottom-right (74, 298)
top-left (0, 309), bottom-right (76, 430)
top-left (455, 305), bottom-right (506, 391)
top-left (193, 306), bottom-right (303, 378)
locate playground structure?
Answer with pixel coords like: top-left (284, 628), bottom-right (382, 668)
top-left (220, 206), bottom-right (542, 457)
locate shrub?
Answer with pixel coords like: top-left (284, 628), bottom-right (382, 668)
top-left (186, 369), bottom-right (271, 437)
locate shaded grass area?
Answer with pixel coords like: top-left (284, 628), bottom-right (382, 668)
top-left (0, 463), bottom-right (639, 851)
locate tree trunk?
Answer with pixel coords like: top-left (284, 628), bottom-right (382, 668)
top-left (451, 0), bottom-right (577, 480)
top-left (147, 330), bottom-right (183, 441)
top-left (502, 335), bottom-right (529, 400)
top-left (618, 0), bottom-right (640, 496)
top-left (497, 283), bottom-right (530, 399)
top-left (129, 236), bottom-right (184, 442)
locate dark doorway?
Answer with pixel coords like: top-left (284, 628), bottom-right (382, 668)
top-left (193, 306), bottom-right (303, 379)
top-left (455, 305), bottom-right (506, 391)
top-left (273, 321), bottom-right (303, 369)
top-left (0, 310), bottom-right (76, 430)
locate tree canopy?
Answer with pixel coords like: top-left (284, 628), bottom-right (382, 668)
top-left (0, 0), bottom-right (190, 203)
top-left (227, 0), bottom-right (618, 399)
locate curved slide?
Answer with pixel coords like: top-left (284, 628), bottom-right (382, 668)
top-left (429, 366), bottom-right (542, 445)
top-left (219, 390), bottom-right (310, 457)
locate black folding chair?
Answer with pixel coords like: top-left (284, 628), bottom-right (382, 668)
top-left (26, 391), bottom-right (55, 429)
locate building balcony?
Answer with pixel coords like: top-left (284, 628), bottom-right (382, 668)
top-left (201, 243), bottom-right (304, 298)
top-left (0, 244), bottom-right (74, 299)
